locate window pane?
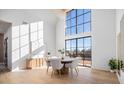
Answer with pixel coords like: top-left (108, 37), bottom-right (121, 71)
top-left (84, 9), bottom-right (91, 13)
top-left (71, 48), bottom-right (76, 52)
top-left (77, 48), bottom-right (84, 53)
top-left (39, 39), bottom-right (44, 47)
top-left (84, 37), bottom-right (91, 48)
top-left (30, 22), bottom-right (37, 32)
top-left (71, 26), bottom-right (76, 35)
top-left (84, 12), bottom-right (91, 23)
top-left (12, 50), bottom-right (19, 63)
top-left (12, 38), bottom-right (19, 51)
top-left (31, 32), bottom-right (38, 41)
top-left (66, 48), bottom-right (70, 51)
top-left (20, 35), bottom-right (29, 46)
top-left (77, 15), bottom-right (83, 25)
top-left (66, 40), bottom-right (70, 49)
top-left (20, 24), bottom-right (29, 36)
top-left (32, 41), bottom-right (38, 52)
top-left (71, 18), bottom-right (76, 26)
top-left (66, 28), bottom-right (70, 36)
top-left (38, 21), bottom-right (43, 30)
top-left (12, 26), bottom-right (19, 38)
top-left (66, 20), bottom-right (71, 27)
top-left (77, 38), bottom-right (83, 47)
top-left (71, 10), bottom-right (76, 18)
top-left (71, 39), bottom-right (76, 47)
top-left (77, 9), bottom-right (83, 16)
top-left (21, 45), bottom-right (29, 58)
top-left (84, 22), bottom-right (91, 32)
top-left (38, 30), bottom-right (43, 39)
top-left (77, 24), bottom-right (83, 33)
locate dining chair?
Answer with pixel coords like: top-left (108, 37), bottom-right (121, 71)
top-left (69, 57), bottom-right (81, 76)
top-left (50, 58), bottom-right (63, 77)
top-left (44, 57), bottom-right (51, 73)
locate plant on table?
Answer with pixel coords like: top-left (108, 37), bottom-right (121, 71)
top-left (58, 49), bottom-right (65, 59)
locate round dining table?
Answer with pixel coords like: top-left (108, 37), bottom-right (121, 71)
top-left (47, 56), bottom-right (76, 74)
top-left (61, 58), bottom-right (76, 74)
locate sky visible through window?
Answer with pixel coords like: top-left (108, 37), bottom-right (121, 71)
top-left (66, 9), bottom-right (91, 36)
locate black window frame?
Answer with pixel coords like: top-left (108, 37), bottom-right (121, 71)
top-left (65, 36), bottom-right (91, 57)
top-left (65, 9), bottom-right (91, 36)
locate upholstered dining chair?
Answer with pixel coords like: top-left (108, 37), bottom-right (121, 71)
top-left (68, 57), bottom-right (81, 76)
top-left (44, 57), bottom-right (51, 73)
top-left (50, 58), bottom-right (63, 77)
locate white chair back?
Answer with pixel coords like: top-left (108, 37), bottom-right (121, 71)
top-left (50, 58), bottom-right (63, 70)
top-left (71, 58), bottom-right (80, 68)
top-left (45, 57), bottom-right (51, 66)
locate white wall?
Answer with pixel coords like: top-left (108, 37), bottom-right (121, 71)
top-left (116, 10), bottom-right (124, 60)
top-left (120, 18), bottom-right (124, 64)
top-left (92, 9), bottom-right (116, 70)
top-left (56, 16), bottom-right (65, 56)
top-left (0, 9), bottom-right (58, 70)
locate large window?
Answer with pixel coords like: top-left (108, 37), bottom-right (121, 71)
top-left (65, 37), bottom-right (92, 66)
top-left (12, 21), bottom-right (43, 63)
top-left (65, 9), bottom-right (91, 36)
top-left (20, 24), bottom-right (29, 58)
top-left (65, 9), bottom-right (91, 67)
top-left (12, 26), bottom-right (20, 63)
top-left (30, 21), bottom-right (43, 52)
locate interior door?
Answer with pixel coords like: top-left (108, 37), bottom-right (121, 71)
top-left (4, 37), bottom-right (8, 67)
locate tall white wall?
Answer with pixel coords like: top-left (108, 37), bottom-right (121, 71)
top-left (116, 10), bottom-right (124, 60)
top-left (56, 16), bottom-right (65, 56)
top-left (0, 9), bottom-right (57, 70)
top-left (92, 9), bottom-right (116, 70)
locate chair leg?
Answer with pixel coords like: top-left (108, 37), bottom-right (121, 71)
top-left (77, 67), bottom-right (79, 72)
top-left (59, 70), bottom-right (61, 78)
top-left (47, 66), bottom-right (49, 73)
top-left (51, 70), bottom-right (54, 78)
top-left (75, 68), bottom-right (78, 76)
top-left (71, 68), bottom-right (73, 77)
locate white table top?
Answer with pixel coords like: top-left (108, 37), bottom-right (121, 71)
top-left (62, 58), bottom-right (75, 62)
top-left (47, 56), bottom-right (61, 61)
top-left (47, 56), bottom-right (81, 62)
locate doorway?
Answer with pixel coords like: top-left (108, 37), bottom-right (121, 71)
top-left (4, 37), bottom-right (8, 67)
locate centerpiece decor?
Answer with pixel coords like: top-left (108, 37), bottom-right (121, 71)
top-left (58, 49), bottom-right (65, 59)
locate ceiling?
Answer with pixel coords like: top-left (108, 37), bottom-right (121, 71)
top-left (51, 9), bottom-right (70, 18)
top-left (0, 20), bottom-right (11, 33)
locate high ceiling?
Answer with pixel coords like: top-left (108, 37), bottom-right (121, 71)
top-left (0, 20), bottom-right (11, 33)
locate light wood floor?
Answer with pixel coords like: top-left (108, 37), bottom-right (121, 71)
top-left (0, 66), bottom-right (119, 84)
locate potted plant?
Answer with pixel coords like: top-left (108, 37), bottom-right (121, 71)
top-left (47, 52), bottom-right (50, 55)
top-left (58, 49), bottom-right (65, 59)
top-left (108, 58), bottom-right (118, 73)
top-left (118, 59), bottom-right (123, 70)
